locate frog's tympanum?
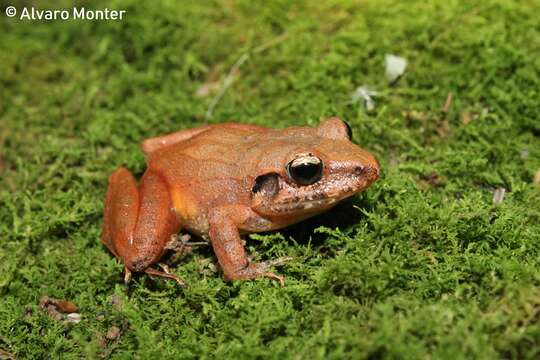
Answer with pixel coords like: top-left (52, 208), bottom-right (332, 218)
top-left (101, 117), bottom-right (379, 284)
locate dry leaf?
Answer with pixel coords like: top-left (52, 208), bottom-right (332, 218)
top-left (55, 300), bottom-right (78, 314)
top-left (39, 296), bottom-right (77, 314)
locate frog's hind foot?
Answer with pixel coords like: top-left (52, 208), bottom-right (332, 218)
top-left (145, 267), bottom-right (186, 286)
top-left (123, 265), bottom-right (185, 286)
top-left (101, 167), bottom-right (182, 285)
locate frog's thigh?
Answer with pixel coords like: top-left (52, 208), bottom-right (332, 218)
top-left (102, 167), bottom-right (138, 257)
top-left (102, 168), bottom-right (180, 272)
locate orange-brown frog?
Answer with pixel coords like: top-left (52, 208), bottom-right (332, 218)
top-left (101, 117), bottom-right (379, 284)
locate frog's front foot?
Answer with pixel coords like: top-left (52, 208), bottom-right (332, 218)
top-left (224, 257), bottom-right (293, 285)
top-left (208, 210), bottom-right (295, 285)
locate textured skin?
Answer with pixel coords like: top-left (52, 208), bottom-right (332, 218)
top-left (101, 118), bottom-right (380, 283)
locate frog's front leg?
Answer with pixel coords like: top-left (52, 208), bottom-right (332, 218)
top-left (208, 207), bottom-right (287, 285)
top-left (101, 167), bottom-right (183, 284)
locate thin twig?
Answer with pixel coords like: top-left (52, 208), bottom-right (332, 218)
top-left (205, 33), bottom-right (288, 122)
top-left (442, 92), bottom-right (453, 113)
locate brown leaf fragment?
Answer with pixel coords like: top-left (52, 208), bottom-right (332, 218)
top-left (106, 326), bottom-right (121, 341)
top-left (164, 233), bottom-right (206, 265)
top-left (39, 296), bottom-right (80, 323)
top-left (55, 300), bottom-right (78, 314)
top-left (39, 296), bottom-right (78, 314)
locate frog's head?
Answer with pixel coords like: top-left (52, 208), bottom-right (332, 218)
top-left (250, 117), bottom-right (379, 218)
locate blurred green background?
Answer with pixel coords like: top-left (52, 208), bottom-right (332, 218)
top-left (1, 0), bottom-right (540, 358)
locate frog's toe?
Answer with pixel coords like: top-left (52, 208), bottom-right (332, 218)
top-left (145, 267), bottom-right (186, 286)
top-left (263, 256), bottom-right (294, 267)
top-left (124, 266), bottom-right (133, 284)
top-left (264, 272), bottom-right (285, 286)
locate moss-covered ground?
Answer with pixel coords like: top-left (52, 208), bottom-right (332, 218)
top-left (1, 0), bottom-right (540, 358)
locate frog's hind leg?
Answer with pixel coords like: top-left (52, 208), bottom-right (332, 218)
top-left (101, 167), bottom-right (183, 284)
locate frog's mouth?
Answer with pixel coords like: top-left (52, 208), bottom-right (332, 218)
top-left (251, 163), bottom-right (379, 217)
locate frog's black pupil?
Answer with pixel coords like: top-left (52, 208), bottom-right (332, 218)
top-left (287, 160), bottom-right (323, 186)
top-left (344, 121), bottom-right (353, 140)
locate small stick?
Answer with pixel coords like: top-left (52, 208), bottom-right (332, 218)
top-left (205, 33), bottom-right (288, 122)
top-left (442, 92), bottom-right (453, 113)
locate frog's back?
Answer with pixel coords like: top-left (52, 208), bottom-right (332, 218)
top-left (147, 124), bottom-right (268, 185)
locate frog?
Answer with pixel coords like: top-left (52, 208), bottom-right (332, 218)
top-left (101, 117), bottom-right (380, 285)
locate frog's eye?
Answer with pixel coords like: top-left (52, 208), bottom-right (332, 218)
top-left (286, 155), bottom-right (323, 186)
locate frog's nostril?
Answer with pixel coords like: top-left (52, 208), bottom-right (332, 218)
top-left (353, 165), bottom-right (380, 181)
top-left (366, 165), bottom-right (380, 180)
top-left (353, 166), bottom-right (364, 175)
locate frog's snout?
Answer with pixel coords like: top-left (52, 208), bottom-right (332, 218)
top-left (354, 163), bottom-right (380, 182)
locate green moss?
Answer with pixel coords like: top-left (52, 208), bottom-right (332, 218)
top-left (1, 0), bottom-right (540, 358)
